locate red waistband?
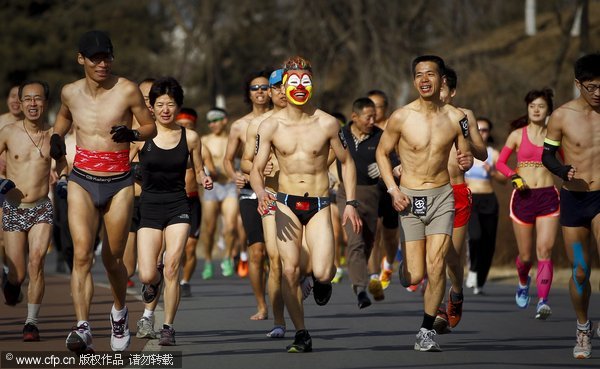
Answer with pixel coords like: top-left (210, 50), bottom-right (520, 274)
top-left (74, 146), bottom-right (131, 172)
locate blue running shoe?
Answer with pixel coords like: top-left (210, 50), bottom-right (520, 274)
top-left (515, 276), bottom-right (531, 309)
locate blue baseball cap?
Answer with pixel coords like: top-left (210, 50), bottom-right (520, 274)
top-left (269, 69), bottom-right (284, 86)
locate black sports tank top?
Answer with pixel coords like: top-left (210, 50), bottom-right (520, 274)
top-left (140, 128), bottom-right (188, 193)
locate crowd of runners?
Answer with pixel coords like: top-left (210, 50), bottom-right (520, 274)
top-left (0, 30), bottom-right (599, 359)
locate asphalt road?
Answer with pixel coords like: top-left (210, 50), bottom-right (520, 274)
top-left (1, 254), bottom-right (599, 369)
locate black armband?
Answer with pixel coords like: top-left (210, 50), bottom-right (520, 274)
top-left (542, 140), bottom-right (572, 181)
top-left (459, 117), bottom-right (469, 138)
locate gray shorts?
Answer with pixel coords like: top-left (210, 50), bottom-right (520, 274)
top-left (398, 184), bottom-right (454, 242)
top-left (203, 182), bottom-right (237, 202)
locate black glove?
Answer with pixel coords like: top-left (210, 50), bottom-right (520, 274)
top-left (130, 162), bottom-right (143, 182)
top-left (50, 134), bottom-right (66, 159)
top-left (56, 177), bottom-right (68, 199)
top-left (110, 125), bottom-right (141, 143)
top-left (0, 178), bottom-right (15, 195)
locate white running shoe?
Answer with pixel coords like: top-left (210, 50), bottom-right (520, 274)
top-left (110, 308), bottom-right (131, 352)
top-left (465, 271), bottom-right (477, 289)
top-left (66, 322), bottom-right (94, 353)
top-left (573, 326), bottom-right (593, 359)
top-left (535, 300), bottom-right (552, 320)
top-left (136, 316), bottom-right (156, 339)
top-left (414, 328), bottom-right (441, 352)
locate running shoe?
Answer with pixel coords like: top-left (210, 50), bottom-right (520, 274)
top-left (465, 271), bottom-right (477, 289)
top-left (535, 299), bottom-right (552, 320)
top-left (300, 276), bottom-right (313, 301)
top-left (221, 258), bottom-right (234, 277)
top-left (313, 276), bottom-right (332, 306)
top-left (573, 326), bottom-right (593, 359)
top-left (66, 322), bottom-right (94, 354)
top-left (406, 284), bottom-right (419, 292)
top-left (414, 328), bottom-right (441, 352)
top-left (266, 325), bottom-right (286, 338)
top-left (110, 309), bottom-right (131, 352)
top-left (23, 323), bottom-right (40, 342)
top-left (180, 282), bottom-right (192, 298)
top-left (126, 279), bottom-right (135, 288)
top-left (136, 316), bottom-right (156, 339)
top-left (237, 260), bottom-right (249, 278)
top-left (515, 276), bottom-right (531, 309)
top-left (159, 325), bottom-right (176, 346)
top-left (368, 278), bottom-right (385, 301)
top-left (357, 291), bottom-right (372, 309)
top-left (331, 268), bottom-right (343, 284)
top-left (2, 270), bottom-right (23, 306)
top-left (446, 288), bottom-right (464, 328)
top-left (286, 329), bottom-right (312, 353)
top-left (398, 259), bottom-right (410, 288)
top-left (202, 262), bottom-right (213, 280)
top-left (141, 265), bottom-right (164, 304)
top-left (433, 307), bottom-right (451, 334)
top-left (379, 262), bottom-right (393, 290)
top-left (473, 286), bottom-right (483, 295)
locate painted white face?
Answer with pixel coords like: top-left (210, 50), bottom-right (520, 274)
top-left (284, 71), bottom-right (313, 105)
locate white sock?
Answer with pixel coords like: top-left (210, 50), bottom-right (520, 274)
top-left (180, 280), bottom-right (189, 285)
top-left (383, 258), bottom-right (393, 271)
top-left (143, 308), bottom-right (154, 320)
top-left (111, 305), bottom-right (127, 320)
top-left (240, 251), bottom-right (248, 262)
top-left (25, 303), bottom-right (41, 325)
top-left (77, 320), bottom-right (90, 329)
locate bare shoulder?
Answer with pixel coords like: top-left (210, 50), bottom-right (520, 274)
top-left (0, 121), bottom-right (18, 137)
top-left (115, 77), bottom-right (140, 96)
top-left (185, 127), bottom-right (200, 142)
top-left (61, 79), bottom-right (84, 101)
top-left (315, 109), bottom-right (339, 132)
top-left (445, 104), bottom-right (467, 122)
top-left (387, 106), bottom-right (412, 130)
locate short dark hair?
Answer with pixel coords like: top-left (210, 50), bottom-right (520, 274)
top-left (411, 55), bottom-right (446, 77)
top-left (510, 87), bottom-right (554, 130)
top-left (444, 67), bottom-right (458, 90)
top-left (476, 117), bottom-right (494, 144)
top-left (18, 80), bottom-right (50, 101)
top-left (139, 77), bottom-right (156, 87)
top-left (149, 77), bottom-right (184, 107)
top-left (243, 69), bottom-right (271, 105)
top-left (574, 53), bottom-right (600, 82)
top-left (366, 89), bottom-right (388, 107)
top-left (352, 97), bottom-right (375, 115)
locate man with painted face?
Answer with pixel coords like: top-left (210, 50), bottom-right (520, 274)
top-left (250, 56), bottom-right (362, 353)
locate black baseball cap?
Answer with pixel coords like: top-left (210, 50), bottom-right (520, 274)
top-left (78, 30), bottom-right (113, 58)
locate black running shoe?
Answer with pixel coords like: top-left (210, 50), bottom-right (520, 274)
top-left (357, 291), bottom-right (372, 309)
top-left (141, 264), bottom-right (164, 303)
top-left (23, 323), bottom-right (40, 342)
top-left (312, 276), bottom-right (332, 306)
top-left (2, 271), bottom-right (23, 306)
top-left (286, 330), bottom-right (312, 353)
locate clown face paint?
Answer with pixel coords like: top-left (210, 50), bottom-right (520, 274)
top-left (284, 71), bottom-right (313, 105)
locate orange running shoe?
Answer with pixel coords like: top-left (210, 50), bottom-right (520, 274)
top-left (446, 288), bottom-right (464, 328)
top-left (237, 260), bottom-right (249, 278)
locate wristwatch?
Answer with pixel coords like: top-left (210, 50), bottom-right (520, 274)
top-left (346, 200), bottom-right (359, 208)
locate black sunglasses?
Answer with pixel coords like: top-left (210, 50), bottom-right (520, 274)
top-left (249, 84), bottom-right (269, 91)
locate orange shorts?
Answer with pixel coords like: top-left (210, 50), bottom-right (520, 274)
top-left (453, 183), bottom-right (472, 228)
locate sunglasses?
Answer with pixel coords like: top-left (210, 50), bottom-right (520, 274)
top-left (249, 84), bottom-right (269, 91)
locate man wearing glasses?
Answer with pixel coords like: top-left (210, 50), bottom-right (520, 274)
top-left (50, 30), bottom-right (156, 353)
top-left (543, 52), bottom-right (600, 360)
